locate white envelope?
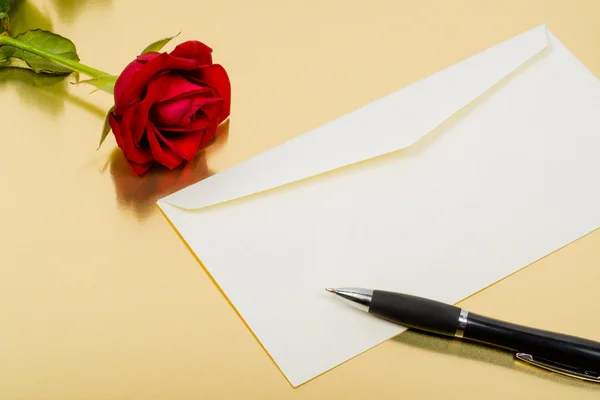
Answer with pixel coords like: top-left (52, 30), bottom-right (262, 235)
top-left (157, 25), bottom-right (600, 387)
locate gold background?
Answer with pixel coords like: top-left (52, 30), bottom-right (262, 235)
top-left (1, 0), bottom-right (600, 398)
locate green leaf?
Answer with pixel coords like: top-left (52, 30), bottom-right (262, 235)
top-left (140, 32), bottom-right (180, 55)
top-left (0, 13), bottom-right (8, 33)
top-left (0, 29), bottom-right (79, 74)
top-left (0, 0), bottom-right (14, 13)
top-left (98, 106), bottom-right (114, 149)
top-left (0, 0), bottom-right (13, 31)
top-left (0, 56), bottom-right (29, 69)
top-left (75, 75), bottom-right (118, 94)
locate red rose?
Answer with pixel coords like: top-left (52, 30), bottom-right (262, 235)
top-left (109, 41), bottom-right (231, 175)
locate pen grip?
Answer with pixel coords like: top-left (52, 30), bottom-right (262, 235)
top-left (464, 313), bottom-right (600, 373)
top-left (369, 290), bottom-right (462, 336)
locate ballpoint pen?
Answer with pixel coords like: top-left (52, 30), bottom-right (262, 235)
top-left (326, 287), bottom-right (600, 382)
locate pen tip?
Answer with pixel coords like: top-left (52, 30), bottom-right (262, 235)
top-left (325, 288), bottom-right (336, 293)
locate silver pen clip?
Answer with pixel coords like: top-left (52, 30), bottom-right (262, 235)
top-left (516, 352), bottom-right (600, 383)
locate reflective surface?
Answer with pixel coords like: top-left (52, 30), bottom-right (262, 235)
top-left (1, 0), bottom-right (600, 398)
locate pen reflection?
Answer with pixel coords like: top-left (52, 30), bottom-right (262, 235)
top-left (109, 120), bottom-right (230, 221)
top-left (392, 330), bottom-right (600, 390)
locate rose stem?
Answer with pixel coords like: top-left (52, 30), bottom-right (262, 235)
top-left (0, 35), bottom-right (110, 78)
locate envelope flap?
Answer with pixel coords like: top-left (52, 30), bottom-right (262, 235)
top-left (159, 25), bottom-right (550, 210)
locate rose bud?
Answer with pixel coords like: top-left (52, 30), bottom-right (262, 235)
top-left (109, 41), bottom-right (231, 175)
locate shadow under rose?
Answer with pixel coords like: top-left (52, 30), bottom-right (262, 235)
top-left (109, 120), bottom-right (230, 221)
top-left (0, 67), bottom-right (106, 118)
top-left (10, 0), bottom-right (54, 35)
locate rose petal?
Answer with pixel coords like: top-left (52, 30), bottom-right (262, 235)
top-left (150, 97), bottom-right (192, 126)
top-left (114, 53), bottom-right (199, 114)
top-left (155, 128), bottom-right (208, 162)
top-left (130, 106), bottom-right (145, 145)
top-left (186, 64), bottom-right (231, 123)
top-left (109, 113), bottom-right (124, 148)
top-left (169, 41), bottom-right (213, 65)
top-left (129, 161), bottom-right (153, 176)
top-left (132, 73), bottom-right (170, 144)
top-left (155, 74), bottom-right (214, 102)
top-left (120, 108), bottom-right (154, 164)
top-left (136, 53), bottom-right (158, 62)
top-left (113, 54), bottom-right (160, 113)
top-left (154, 131), bottom-right (187, 160)
top-left (155, 113), bottom-right (211, 132)
top-left (197, 99), bottom-right (223, 120)
top-left (142, 72), bottom-right (170, 104)
top-left (188, 98), bottom-right (221, 125)
top-left (146, 122), bottom-right (184, 169)
top-left (151, 96), bottom-right (221, 127)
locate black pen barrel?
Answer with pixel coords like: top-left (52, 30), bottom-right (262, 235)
top-left (464, 313), bottom-right (600, 373)
top-left (369, 290), bottom-right (462, 336)
top-left (368, 289), bottom-right (600, 375)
